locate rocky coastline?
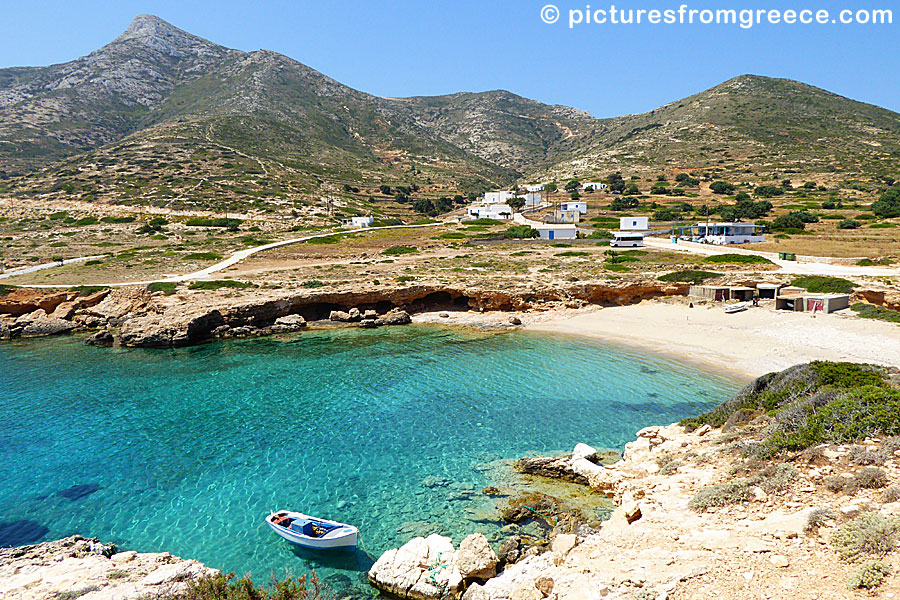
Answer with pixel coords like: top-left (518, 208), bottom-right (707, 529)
top-left (0, 535), bottom-right (217, 600)
top-left (0, 282), bottom-right (690, 348)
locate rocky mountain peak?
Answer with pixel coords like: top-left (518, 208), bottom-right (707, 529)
top-left (114, 14), bottom-right (222, 57)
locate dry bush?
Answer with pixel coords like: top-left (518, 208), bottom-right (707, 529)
top-left (883, 486), bottom-right (900, 503)
top-left (855, 467), bottom-right (889, 489)
top-left (848, 560), bottom-right (891, 590)
top-left (832, 512), bottom-right (900, 562)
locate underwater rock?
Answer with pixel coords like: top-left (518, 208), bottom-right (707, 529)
top-left (85, 330), bottom-right (114, 346)
top-left (0, 519), bottom-right (49, 547)
top-left (56, 483), bottom-right (102, 501)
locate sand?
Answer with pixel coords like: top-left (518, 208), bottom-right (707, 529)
top-left (526, 299), bottom-right (900, 379)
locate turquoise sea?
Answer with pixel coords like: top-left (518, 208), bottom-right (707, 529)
top-left (0, 326), bottom-right (740, 595)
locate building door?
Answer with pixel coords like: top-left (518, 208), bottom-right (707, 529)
top-left (807, 299), bottom-right (824, 313)
top-left (548, 231), bottom-right (554, 240)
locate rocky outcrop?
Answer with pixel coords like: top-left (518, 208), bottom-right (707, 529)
top-left (119, 309), bottom-right (224, 348)
top-left (368, 534), bottom-right (463, 600)
top-left (456, 534), bottom-right (499, 581)
top-left (15, 309), bottom-right (77, 338)
top-left (0, 535), bottom-right (217, 600)
top-left (0, 289), bottom-right (108, 318)
top-left (515, 444), bottom-right (619, 487)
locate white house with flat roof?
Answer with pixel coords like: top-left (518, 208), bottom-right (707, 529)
top-left (525, 184), bottom-right (545, 192)
top-left (343, 216), bottom-right (374, 228)
top-left (560, 201), bottom-right (587, 214)
top-left (582, 182), bottom-right (608, 192)
top-left (676, 222), bottom-right (765, 245)
top-left (522, 192), bottom-right (542, 208)
top-left (467, 203), bottom-right (513, 221)
top-left (484, 191), bottom-right (515, 204)
top-left (535, 223), bottom-right (577, 240)
top-left (620, 216), bottom-right (649, 231)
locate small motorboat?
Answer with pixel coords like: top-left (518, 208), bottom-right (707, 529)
top-left (724, 302), bottom-right (750, 314)
top-left (266, 510), bottom-right (358, 551)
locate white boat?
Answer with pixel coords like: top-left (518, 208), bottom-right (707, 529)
top-left (265, 510), bottom-right (358, 551)
top-left (724, 302), bottom-right (750, 314)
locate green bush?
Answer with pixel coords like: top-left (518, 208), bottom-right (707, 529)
top-left (0, 284), bottom-right (19, 297)
top-left (657, 270), bottom-right (721, 284)
top-left (852, 303), bottom-right (900, 324)
top-left (148, 282), bottom-right (177, 295)
top-left (838, 219), bottom-right (861, 230)
top-left (100, 216), bottom-right (135, 224)
top-left (382, 245), bottom-right (418, 255)
top-left (300, 280), bottom-right (326, 289)
top-left (307, 234), bottom-right (345, 245)
top-left (504, 225), bottom-right (538, 239)
top-left (185, 217), bottom-right (243, 229)
top-left (832, 512), bottom-right (900, 562)
top-left (848, 560), bottom-right (891, 590)
top-left (163, 572), bottom-right (329, 600)
top-left (791, 276), bottom-right (855, 294)
top-left (557, 251), bottom-right (590, 257)
top-left (188, 280), bottom-right (254, 290)
top-left (185, 252), bottom-right (223, 261)
top-left (73, 217), bottom-right (99, 226)
top-left (704, 254), bottom-right (774, 265)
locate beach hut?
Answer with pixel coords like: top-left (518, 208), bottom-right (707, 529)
top-left (776, 294), bottom-right (850, 314)
top-left (756, 283), bottom-right (784, 299)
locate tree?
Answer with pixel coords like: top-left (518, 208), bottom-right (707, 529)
top-left (623, 183), bottom-right (640, 196)
top-left (872, 187), bottom-right (900, 218)
top-left (504, 225), bottom-right (538, 239)
top-left (710, 181), bottom-right (736, 195)
top-left (379, 185), bottom-right (392, 195)
top-left (569, 190), bottom-right (581, 200)
top-left (650, 182), bottom-right (670, 195)
top-left (755, 185), bottom-right (784, 198)
top-left (838, 219), bottom-right (861, 230)
top-left (564, 179), bottom-right (581, 192)
top-left (610, 197), bottom-right (639, 211)
top-left (508, 197), bottom-right (525, 211)
top-left (607, 173), bottom-right (626, 193)
top-left (545, 182), bottom-right (558, 193)
top-left (653, 208), bottom-right (679, 221)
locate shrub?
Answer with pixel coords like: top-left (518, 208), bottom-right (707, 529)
top-left (165, 572), bottom-right (329, 600)
top-left (557, 251), bottom-right (590, 257)
top-left (188, 280), bottom-right (254, 290)
top-left (848, 560), bottom-right (891, 590)
top-left (791, 276), bottom-right (855, 294)
top-left (307, 234), bottom-right (345, 245)
top-left (100, 216), bottom-right (136, 224)
top-left (504, 225), bottom-right (538, 239)
top-left (852, 303), bottom-right (900, 324)
top-left (300, 280), bottom-right (326, 289)
top-left (657, 270), bottom-right (721, 284)
top-left (883, 486), bottom-right (900, 503)
top-left (703, 254), bottom-right (774, 265)
top-left (825, 476), bottom-right (850, 493)
top-left (382, 245), bottom-right (418, 255)
top-left (805, 507), bottom-right (839, 533)
top-left (855, 467), bottom-right (889, 489)
top-left (73, 217), bottom-right (99, 226)
top-left (587, 229), bottom-right (612, 239)
top-left (148, 282), bottom-right (177, 295)
top-left (832, 512), bottom-right (900, 562)
top-left (185, 217), bottom-right (243, 229)
top-left (838, 219), bottom-right (861, 230)
top-left (184, 252), bottom-right (223, 261)
top-left (395, 275), bottom-right (415, 283)
top-left (688, 464), bottom-right (796, 512)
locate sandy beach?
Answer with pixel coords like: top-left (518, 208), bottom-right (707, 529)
top-left (528, 300), bottom-right (900, 379)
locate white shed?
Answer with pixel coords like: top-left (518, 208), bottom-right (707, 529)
top-left (620, 216), bottom-right (649, 231)
top-left (351, 216), bottom-right (374, 228)
top-left (535, 224), bottom-right (577, 241)
top-left (467, 203), bottom-right (513, 221)
top-left (560, 201), bottom-right (587, 214)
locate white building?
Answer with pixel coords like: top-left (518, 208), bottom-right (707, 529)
top-left (483, 191), bottom-right (515, 204)
top-left (676, 222), bottom-right (766, 245)
top-left (551, 209), bottom-right (581, 224)
top-left (620, 216), bottom-right (649, 231)
top-left (610, 231), bottom-right (645, 247)
top-left (582, 182), bottom-right (608, 192)
top-left (560, 201), bottom-right (587, 214)
top-left (525, 184), bottom-right (545, 193)
top-left (343, 216), bottom-right (374, 227)
top-left (535, 223), bottom-right (577, 241)
top-left (467, 203), bottom-right (513, 221)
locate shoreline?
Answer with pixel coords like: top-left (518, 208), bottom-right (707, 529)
top-left (416, 298), bottom-right (900, 379)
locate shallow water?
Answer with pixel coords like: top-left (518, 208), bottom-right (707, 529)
top-left (0, 326), bottom-right (739, 593)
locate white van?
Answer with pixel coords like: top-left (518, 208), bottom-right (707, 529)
top-left (610, 231), bottom-right (645, 247)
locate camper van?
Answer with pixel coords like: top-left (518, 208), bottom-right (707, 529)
top-left (610, 231), bottom-right (645, 248)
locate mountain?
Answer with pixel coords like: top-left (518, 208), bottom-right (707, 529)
top-left (1, 15), bottom-right (898, 211)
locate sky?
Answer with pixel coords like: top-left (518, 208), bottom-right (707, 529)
top-left (1, 0), bottom-right (897, 118)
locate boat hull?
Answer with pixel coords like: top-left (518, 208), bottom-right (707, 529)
top-left (266, 511), bottom-right (358, 551)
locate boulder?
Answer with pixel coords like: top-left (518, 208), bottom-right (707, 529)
top-left (456, 533), bottom-right (498, 580)
top-left (383, 309), bottom-right (412, 326)
top-left (499, 536), bottom-right (521, 565)
top-left (550, 534), bottom-right (577, 560)
top-left (348, 307), bottom-right (362, 321)
top-left (17, 309), bottom-right (77, 338)
top-left (85, 330), bottom-right (114, 346)
top-left (363, 309), bottom-right (378, 320)
top-left (509, 316), bottom-right (522, 325)
top-left (0, 321), bottom-right (10, 340)
top-left (368, 534), bottom-right (463, 600)
top-left (329, 310), bottom-right (352, 322)
top-left (359, 319), bottom-right (379, 329)
top-left (271, 314), bottom-right (306, 331)
top-left (514, 455), bottom-right (586, 484)
top-left (572, 443), bottom-right (598, 462)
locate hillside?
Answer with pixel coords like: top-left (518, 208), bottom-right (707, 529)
top-left (0, 15), bottom-right (898, 213)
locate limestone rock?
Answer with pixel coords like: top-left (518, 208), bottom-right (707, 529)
top-left (348, 307), bottom-right (362, 321)
top-left (550, 533), bottom-right (577, 560)
top-left (271, 314), bottom-right (306, 331)
top-left (383, 309), bottom-right (412, 326)
top-left (456, 533), bottom-right (498, 580)
top-left (368, 534), bottom-right (463, 600)
top-left (572, 443), bottom-right (598, 462)
top-left (17, 309), bottom-right (77, 338)
top-left (86, 330), bottom-right (114, 346)
top-left (329, 310), bottom-right (352, 322)
top-left (363, 309), bottom-right (378, 320)
top-left (119, 309), bottom-right (224, 348)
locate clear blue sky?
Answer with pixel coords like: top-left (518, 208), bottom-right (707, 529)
top-left (2, 0), bottom-right (897, 117)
